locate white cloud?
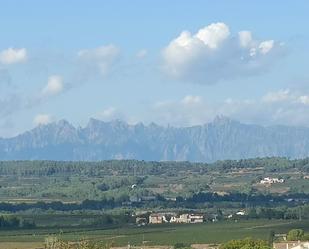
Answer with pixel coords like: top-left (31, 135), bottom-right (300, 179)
top-left (33, 114), bottom-right (53, 126)
top-left (261, 89), bottom-right (291, 103)
top-left (42, 75), bottom-right (64, 96)
top-left (150, 90), bottom-right (309, 127)
top-left (195, 22), bottom-right (230, 49)
top-left (100, 107), bottom-right (117, 119)
top-left (238, 31), bottom-right (253, 48)
top-left (181, 95), bottom-right (202, 105)
top-left (162, 22), bottom-right (285, 84)
top-left (0, 48), bottom-right (27, 65)
top-left (96, 107), bottom-right (126, 121)
top-left (259, 40), bottom-right (274, 54)
top-left (152, 95), bottom-right (211, 126)
top-left (136, 49), bottom-right (148, 58)
top-left (77, 44), bottom-right (120, 76)
top-left (298, 95), bottom-right (309, 105)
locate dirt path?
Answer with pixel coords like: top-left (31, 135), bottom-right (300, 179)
top-left (245, 221), bottom-right (294, 230)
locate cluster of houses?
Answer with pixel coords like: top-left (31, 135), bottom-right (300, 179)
top-left (136, 212), bottom-right (204, 225)
top-left (135, 209), bottom-right (250, 226)
top-left (150, 213), bottom-right (204, 224)
top-left (260, 177), bottom-right (285, 184)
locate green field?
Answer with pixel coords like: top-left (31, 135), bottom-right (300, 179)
top-left (0, 219), bottom-right (308, 246)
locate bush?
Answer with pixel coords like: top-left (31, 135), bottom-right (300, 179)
top-left (287, 229), bottom-right (304, 241)
top-left (219, 238), bottom-right (271, 249)
top-left (174, 243), bottom-right (191, 249)
top-left (44, 236), bottom-right (112, 249)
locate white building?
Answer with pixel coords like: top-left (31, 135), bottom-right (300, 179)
top-left (260, 177), bottom-right (284, 184)
top-left (236, 210), bottom-right (246, 216)
top-left (149, 213), bottom-right (164, 224)
top-left (149, 213), bottom-right (204, 224)
top-left (170, 213), bottom-right (204, 224)
top-left (189, 214), bottom-right (204, 223)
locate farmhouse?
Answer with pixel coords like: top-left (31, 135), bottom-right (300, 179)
top-left (170, 213), bottom-right (204, 224)
top-left (148, 212), bottom-right (204, 224)
top-left (188, 214), bottom-right (204, 223)
top-left (260, 177), bottom-right (284, 184)
top-left (177, 214), bottom-right (191, 223)
top-left (236, 210), bottom-right (246, 216)
top-left (149, 213), bottom-right (164, 224)
top-left (148, 213), bottom-right (204, 224)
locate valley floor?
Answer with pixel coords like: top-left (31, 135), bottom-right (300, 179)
top-left (0, 219), bottom-right (308, 249)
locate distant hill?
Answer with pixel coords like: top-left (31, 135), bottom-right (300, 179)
top-left (1, 116), bottom-right (309, 162)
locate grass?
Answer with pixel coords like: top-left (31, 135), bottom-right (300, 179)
top-left (0, 242), bottom-right (43, 249)
top-left (0, 219), bottom-right (308, 246)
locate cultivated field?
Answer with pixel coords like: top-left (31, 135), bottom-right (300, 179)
top-left (0, 219), bottom-right (308, 249)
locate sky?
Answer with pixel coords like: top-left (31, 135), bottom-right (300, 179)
top-left (1, 0), bottom-right (309, 137)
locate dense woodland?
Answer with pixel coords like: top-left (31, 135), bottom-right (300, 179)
top-left (0, 157), bottom-right (308, 176)
top-left (0, 215), bottom-right (35, 229)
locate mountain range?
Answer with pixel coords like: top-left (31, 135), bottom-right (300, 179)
top-left (1, 116), bottom-right (309, 162)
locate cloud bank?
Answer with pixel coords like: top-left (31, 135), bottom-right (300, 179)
top-left (162, 22), bottom-right (285, 84)
top-left (41, 75), bottom-right (64, 96)
top-left (77, 44), bottom-right (120, 77)
top-left (152, 90), bottom-right (309, 127)
top-left (33, 114), bottom-right (53, 126)
top-left (0, 48), bottom-right (27, 65)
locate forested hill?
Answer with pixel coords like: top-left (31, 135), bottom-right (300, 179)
top-left (2, 116), bottom-right (309, 161)
top-left (0, 157), bottom-right (308, 176)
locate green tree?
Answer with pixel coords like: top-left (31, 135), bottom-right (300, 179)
top-left (220, 238), bottom-right (271, 249)
top-left (287, 229), bottom-right (304, 241)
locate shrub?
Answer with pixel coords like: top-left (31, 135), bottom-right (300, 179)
top-left (44, 236), bottom-right (112, 249)
top-left (287, 229), bottom-right (305, 241)
top-left (219, 238), bottom-right (271, 249)
top-left (174, 242), bottom-right (191, 249)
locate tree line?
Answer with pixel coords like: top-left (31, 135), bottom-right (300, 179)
top-left (0, 156), bottom-right (308, 177)
top-left (0, 215), bottom-right (35, 229)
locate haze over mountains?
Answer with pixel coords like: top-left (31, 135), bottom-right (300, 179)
top-left (1, 116), bottom-right (309, 162)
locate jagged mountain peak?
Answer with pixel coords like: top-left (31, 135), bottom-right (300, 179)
top-left (31, 119), bottom-right (74, 132)
top-left (1, 117), bottom-right (309, 161)
top-left (57, 119), bottom-right (73, 127)
top-left (86, 118), bottom-right (130, 130)
top-left (86, 118), bottom-right (104, 129)
top-left (109, 119), bottom-right (129, 129)
top-left (212, 115), bottom-right (238, 125)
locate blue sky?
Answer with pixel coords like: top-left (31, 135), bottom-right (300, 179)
top-left (1, 1), bottom-right (309, 137)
